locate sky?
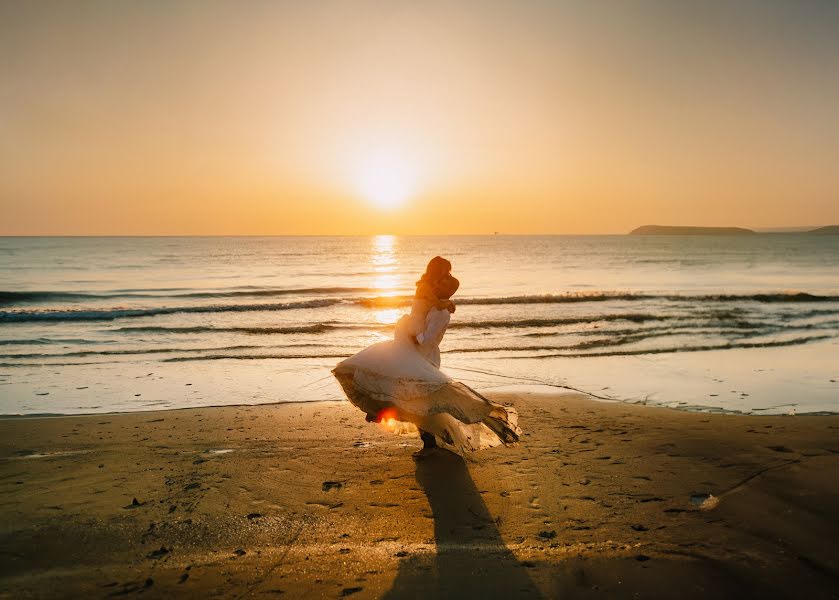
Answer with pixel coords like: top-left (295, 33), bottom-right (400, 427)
top-left (1, 0), bottom-right (838, 235)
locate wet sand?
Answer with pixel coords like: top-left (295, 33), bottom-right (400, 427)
top-left (1, 393), bottom-right (839, 599)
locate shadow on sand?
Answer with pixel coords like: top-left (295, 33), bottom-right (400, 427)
top-left (382, 450), bottom-right (542, 599)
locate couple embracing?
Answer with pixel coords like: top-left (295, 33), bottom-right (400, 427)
top-left (333, 256), bottom-right (521, 458)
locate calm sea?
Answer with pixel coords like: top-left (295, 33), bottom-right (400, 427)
top-left (1, 235), bottom-right (838, 416)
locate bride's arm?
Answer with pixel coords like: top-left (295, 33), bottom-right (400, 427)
top-left (417, 280), bottom-right (454, 312)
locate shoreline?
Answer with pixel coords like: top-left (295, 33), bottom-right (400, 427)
top-left (3, 387), bottom-right (839, 420)
top-left (2, 392), bottom-right (838, 598)
top-left (5, 339), bottom-right (838, 417)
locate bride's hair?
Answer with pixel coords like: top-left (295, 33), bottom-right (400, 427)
top-left (417, 256), bottom-right (452, 287)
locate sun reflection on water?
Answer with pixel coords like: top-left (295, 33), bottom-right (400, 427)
top-left (370, 235), bottom-right (404, 327)
top-left (373, 308), bottom-right (402, 325)
top-left (371, 234), bottom-right (396, 265)
top-left (373, 272), bottom-right (400, 293)
top-left (371, 234), bottom-right (399, 294)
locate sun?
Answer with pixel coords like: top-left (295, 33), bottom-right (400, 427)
top-left (355, 152), bottom-right (417, 210)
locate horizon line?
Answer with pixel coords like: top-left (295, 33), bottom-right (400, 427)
top-left (1, 227), bottom-right (836, 238)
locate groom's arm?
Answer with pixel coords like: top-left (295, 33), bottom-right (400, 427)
top-left (416, 309), bottom-right (451, 346)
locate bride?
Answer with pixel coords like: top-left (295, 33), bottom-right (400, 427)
top-left (333, 256), bottom-right (521, 457)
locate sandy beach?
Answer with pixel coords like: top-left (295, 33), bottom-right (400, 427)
top-left (1, 393), bottom-right (838, 599)
top-left (4, 0), bottom-right (839, 597)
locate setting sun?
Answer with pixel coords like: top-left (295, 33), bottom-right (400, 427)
top-left (355, 152), bottom-right (417, 210)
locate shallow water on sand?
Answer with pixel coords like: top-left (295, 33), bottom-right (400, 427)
top-left (1, 235), bottom-right (838, 415)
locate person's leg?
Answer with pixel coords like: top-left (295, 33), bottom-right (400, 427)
top-left (419, 430), bottom-right (437, 449)
top-left (414, 429), bottom-right (438, 459)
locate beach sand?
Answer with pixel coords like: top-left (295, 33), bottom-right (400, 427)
top-left (1, 393), bottom-right (838, 599)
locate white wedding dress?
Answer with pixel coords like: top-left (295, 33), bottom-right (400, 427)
top-left (333, 299), bottom-right (521, 453)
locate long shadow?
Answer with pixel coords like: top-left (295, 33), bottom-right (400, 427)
top-left (383, 451), bottom-right (542, 599)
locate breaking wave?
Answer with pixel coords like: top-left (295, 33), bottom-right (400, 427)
top-left (0, 299), bottom-right (341, 323)
top-left (357, 291), bottom-right (839, 308)
top-left (0, 287), bottom-right (376, 305)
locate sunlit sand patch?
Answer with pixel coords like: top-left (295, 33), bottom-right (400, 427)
top-left (197, 539), bottom-right (646, 561)
top-left (11, 450), bottom-right (91, 460)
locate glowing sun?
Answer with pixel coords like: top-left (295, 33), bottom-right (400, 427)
top-left (355, 152), bottom-right (417, 209)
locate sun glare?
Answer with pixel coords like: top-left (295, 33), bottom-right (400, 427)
top-left (356, 153), bottom-right (416, 210)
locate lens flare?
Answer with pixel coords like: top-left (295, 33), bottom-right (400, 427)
top-left (374, 408), bottom-right (417, 435)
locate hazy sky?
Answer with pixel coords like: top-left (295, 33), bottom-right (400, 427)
top-left (1, 0), bottom-right (838, 235)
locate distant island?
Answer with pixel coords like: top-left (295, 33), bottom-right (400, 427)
top-left (807, 225), bottom-right (839, 235)
top-left (629, 225), bottom-right (756, 235)
top-left (629, 225), bottom-right (839, 235)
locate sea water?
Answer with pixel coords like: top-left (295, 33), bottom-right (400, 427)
top-left (1, 235), bottom-right (837, 415)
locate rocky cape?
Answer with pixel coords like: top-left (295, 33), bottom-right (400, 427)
top-left (629, 225), bottom-right (839, 235)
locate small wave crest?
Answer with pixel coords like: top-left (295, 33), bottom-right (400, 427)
top-left (450, 314), bottom-right (668, 329)
top-left (513, 335), bottom-right (834, 359)
top-left (356, 291), bottom-right (839, 308)
top-left (113, 323), bottom-right (340, 335)
top-left (0, 342), bottom-right (333, 360)
top-left (164, 352), bottom-right (352, 362)
top-left (0, 287), bottom-right (377, 306)
top-left (0, 337), bottom-right (99, 346)
top-left (0, 299), bottom-right (340, 323)
top-left (111, 315), bottom-right (671, 334)
top-left (154, 334), bottom-right (833, 363)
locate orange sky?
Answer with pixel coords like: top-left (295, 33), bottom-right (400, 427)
top-left (1, 1), bottom-right (838, 235)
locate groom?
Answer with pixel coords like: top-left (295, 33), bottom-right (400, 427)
top-left (415, 274), bottom-right (459, 366)
top-left (414, 274), bottom-right (459, 458)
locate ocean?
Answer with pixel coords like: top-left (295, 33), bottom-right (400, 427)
top-left (1, 235), bottom-right (838, 416)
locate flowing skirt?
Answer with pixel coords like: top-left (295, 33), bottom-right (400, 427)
top-left (332, 336), bottom-right (521, 454)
